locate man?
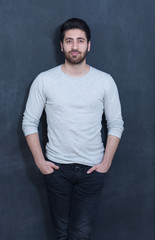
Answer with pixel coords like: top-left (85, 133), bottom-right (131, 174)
top-left (22, 18), bottom-right (124, 240)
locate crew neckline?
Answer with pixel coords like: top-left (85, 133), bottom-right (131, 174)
top-left (59, 64), bottom-right (92, 79)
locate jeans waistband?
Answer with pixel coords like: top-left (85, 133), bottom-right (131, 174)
top-left (47, 159), bottom-right (91, 168)
top-left (61, 163), bottom-right (91, 168)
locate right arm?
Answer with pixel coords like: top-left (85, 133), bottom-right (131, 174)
top-left (22, 74), bottom-right (58, 174)
top-left (25, 133), bottom-right (59, 174)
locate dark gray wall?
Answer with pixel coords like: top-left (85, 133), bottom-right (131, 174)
top-left (0, 0), bottom-right (154, 239)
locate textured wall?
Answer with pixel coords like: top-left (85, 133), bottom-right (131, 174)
top-left (0, 0), bottom-right (154, 239)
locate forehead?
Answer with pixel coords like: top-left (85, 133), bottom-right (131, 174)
top-left (64, 29), bottom-right (87, 39)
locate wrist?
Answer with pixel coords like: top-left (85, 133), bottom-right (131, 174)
top-left (101, 159), bottom-right (111, 170)
top-left (35, 157), bottom-right (46, 167)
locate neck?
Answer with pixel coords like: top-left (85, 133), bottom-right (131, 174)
top-left (61, 60), bottom-right (90, 77)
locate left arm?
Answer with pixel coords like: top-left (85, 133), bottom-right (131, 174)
top-left (87, 75), bottom-right (124, 174)
top-left (87, 135), bottom-right (120, 173)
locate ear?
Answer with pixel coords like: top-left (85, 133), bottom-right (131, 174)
top-left (60, 41), bottom-right (63, 52)
top-left (88, 41), bottom-right (91, 52)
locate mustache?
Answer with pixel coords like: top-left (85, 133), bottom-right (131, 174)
top-left (69, 50), bottom-right (81, 53)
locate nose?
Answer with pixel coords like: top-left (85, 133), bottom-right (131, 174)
top-left (72, 40), bottom-right (78, 50)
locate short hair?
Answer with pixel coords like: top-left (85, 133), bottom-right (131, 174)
top-left (60, 18), bottom-right (91, 42)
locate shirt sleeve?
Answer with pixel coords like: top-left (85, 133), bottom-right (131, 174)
top-left (22, 73), bottom-right (46, 136)
top-left (104, 75), bottom-right (124, 138)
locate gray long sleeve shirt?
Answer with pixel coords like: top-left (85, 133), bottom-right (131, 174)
top-left (22, 65), bottom-right (124, 166)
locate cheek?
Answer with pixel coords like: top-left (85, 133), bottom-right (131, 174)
top-left (81, 43), bottom-right (89, 50)
top-left (81, 45), bottom-right (88, 53)
top-left (63, 45), bottom-right (71, 52)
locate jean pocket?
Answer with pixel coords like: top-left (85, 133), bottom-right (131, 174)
top-left (43, 170), bottom-right (56, 177)
top-left (94, 170), bottom-right (105, 175)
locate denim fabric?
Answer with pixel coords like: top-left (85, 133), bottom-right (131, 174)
top-left (44, 161), bottom-right (105, 240)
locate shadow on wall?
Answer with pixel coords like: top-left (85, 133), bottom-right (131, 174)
top-left (53, 25), bottom-right (64, 66)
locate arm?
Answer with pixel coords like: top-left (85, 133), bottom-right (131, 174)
top-left (87, 75), bottom-right (124, 174)
top-left (22, 74), bottom-right (59, 174)
top-left (25, 133), bottom-right (59, 174)
top-left (87, 135), bottom-right (120, 173)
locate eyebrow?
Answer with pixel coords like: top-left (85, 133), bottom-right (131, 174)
top-left (64, 37), bottom-right (86, 41)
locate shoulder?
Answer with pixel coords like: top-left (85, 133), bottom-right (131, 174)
top-left (38, 65), bottom-right (61, 80)
top-left (90, 66), bottom-right (116, 87)
top-left (32, 65), bottom-right (61, 87)
top-left (29, 65), bottom-right (60, 92)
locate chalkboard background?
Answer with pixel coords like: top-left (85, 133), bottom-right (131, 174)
top-left (0, 0), bottom-right (154, 239)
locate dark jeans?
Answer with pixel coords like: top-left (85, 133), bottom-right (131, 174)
top-left (44, 161), bottom-right (105, 240)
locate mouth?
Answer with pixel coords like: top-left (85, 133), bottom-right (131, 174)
top-left (70, 51), bottom-right (80, 56)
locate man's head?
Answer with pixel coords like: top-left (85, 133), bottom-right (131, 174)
top-left (60, 18), bottom-right (91, 43)
top-left (60, 18), bottom-right (91, 65)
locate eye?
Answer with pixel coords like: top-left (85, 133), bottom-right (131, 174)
top-left (66, 40), bottom-right (72, 44)
top-left (78, 39), bottom-right (84, 43)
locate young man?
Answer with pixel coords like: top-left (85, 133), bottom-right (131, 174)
top-left (22, 18), bottom-right (124, 240)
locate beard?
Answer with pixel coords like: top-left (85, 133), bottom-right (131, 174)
top-left (62, 47), bottom-right (88, 65)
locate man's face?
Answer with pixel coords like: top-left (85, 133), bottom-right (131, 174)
top-left (60, 29), bottom-right (90, 65)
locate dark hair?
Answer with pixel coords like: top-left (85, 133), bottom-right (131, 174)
top-left (60, 18), bottom-right (91, 42)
